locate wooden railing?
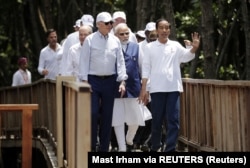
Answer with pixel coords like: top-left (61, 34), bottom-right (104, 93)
top-left (0, 77), bottom-right (91, 168)
top-left (0, 104), bottom-right (38, 168)
top-left (1, 78), bottom-right (250, 167)
top-left (56, 76), bottom-right (91, 168)
top-left (179, 78), bottom-right (250, 151)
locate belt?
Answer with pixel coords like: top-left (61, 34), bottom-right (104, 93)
top-left (89, 74), bottom-right (115, 79)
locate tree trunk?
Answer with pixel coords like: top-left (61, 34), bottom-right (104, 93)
top-left (161, 0), bottom-right (177, 40)
top-left (241, 0), bottom-right (250, 79)
top-left (200, 0), bottom-right (216, 79)
top-left (136, 0), bottom-right (148, 30)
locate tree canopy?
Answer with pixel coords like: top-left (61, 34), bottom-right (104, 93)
top-left (0, 0), bottom-right (249, 87)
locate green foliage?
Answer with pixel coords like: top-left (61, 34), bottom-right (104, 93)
top-left (0, 0), bottom-right (248, 87)
top-left (218, 65), bottom-right (239, 80)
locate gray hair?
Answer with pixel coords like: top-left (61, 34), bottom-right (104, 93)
top-left (79, 25), bottom-right (93, 34)
top-left (114, 23), bottom-right (129, 35)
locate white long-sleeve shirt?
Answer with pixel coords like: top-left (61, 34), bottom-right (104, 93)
top-left (79, 31), bottom-right (127, 82)
top-left (38, 43), bottom-right (61, 80)
top-left (138, 39), bottom-right (148, 75)
top-left (64, 42), bottom-right (82, 81)
top-left (142, 39), bottom-right (195, 93)
top-left (12, 69), bottom-right (32, 86)
top-left (59, 31), bottom-right (79, 75)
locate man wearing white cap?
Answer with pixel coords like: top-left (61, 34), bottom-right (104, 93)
top-left (111, 11), bottom-right (137, 43)
top-left (136, 30), bottom-right (146, 43)
top-left (79, 11), bottom-right (128, 152)
top-left (64, 25), bottom-right (92, 80)
top-left (73, 19), bottom-right (81, 31)
top-left (138, 22), bottom-right (156, 72)
top-left (81, 14), bottom-right (94, 28)
top-left (59, 14), bottom-right (94, 75)
top-left (133, 22), bottom-right (156, 151)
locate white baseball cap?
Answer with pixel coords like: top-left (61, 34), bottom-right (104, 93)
top-left (145, 22), bottom-right (156, 31)
top-left (81, 14), bottom-right (94, 27)
top-left (73, 19), bottom-right (81, 28)
top-left (136, 30), bottom-right (146, 38)
top-left (96, 12), bottom-right (112, 23)
top-left (112, 11), bottom-right (126, 20)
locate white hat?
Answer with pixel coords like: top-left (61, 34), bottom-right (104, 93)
top-left (73, 19), bottom-right (81, 28)
top-left (96, 12), bottom-right (112, 23)
top-left (145, 22), bottom-right (156, 31)
top-left (136, 30), bottom-right (146, 38)
top-left (81, 14), bottom-right (94, 27)
top-left (112, 11), bottom-right (126, 20)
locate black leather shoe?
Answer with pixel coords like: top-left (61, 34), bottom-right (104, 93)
top-left (127, 144), bottom-right (135, 152)
top-left (141, 144), bottom-right (150, 152)
top-left (110, 147), bottom-right (118, 152)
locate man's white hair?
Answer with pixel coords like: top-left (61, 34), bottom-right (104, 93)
top-left (114, 23), bottom-right (129, 34)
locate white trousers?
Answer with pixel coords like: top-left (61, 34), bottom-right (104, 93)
top-left (114, 124), bottom-right (139, 152)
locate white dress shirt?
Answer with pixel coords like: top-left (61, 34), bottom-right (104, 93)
top-left (138, 39), bottom-right (148, 74)
top-left (38, 43), bottom-right (62, 80)
top-left (64, 42), bottom-right (82, 81)
top-left (79, 31), bottom-right (127, 81)
top-left (59, 31), bottom-right (79, 75)
top-left (142, 39), bottom-right (195, 93)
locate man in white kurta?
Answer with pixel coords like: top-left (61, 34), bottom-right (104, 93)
top-left (12, 57), bottom-right (31, 86)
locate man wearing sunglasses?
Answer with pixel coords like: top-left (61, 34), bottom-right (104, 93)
top-left (111, 23), bottom-right (146, 152)
top-left (79, 11), bottom-right (128, 152)
top-left (110, 11), bottom-right (137, 43)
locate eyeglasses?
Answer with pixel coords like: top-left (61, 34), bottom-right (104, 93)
top-left (119, 32), bottom-right (129, 36)
top-left (104, 21), bottom-right (113, 25)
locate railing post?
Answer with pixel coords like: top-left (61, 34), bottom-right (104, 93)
top-left (22, 108), bottom-right (33, 168)
top-left (56, 76), bottom-right (76, 168)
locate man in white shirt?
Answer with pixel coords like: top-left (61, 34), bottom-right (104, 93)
top-left (139, 19), bottom-right (200, 152)
top-left (111, 11), bottom-right (137, 43)
top-left (79, 11), bottom-right (127, 152)
top-left (38, 29), bottom-right (62, 80)
top-left (138, 22), bottom-right (156, 73)
top-left (59, 14), bottom-right (94, 75)
top-left (12, 57), bottom-right (31, 86)
top-left (64, 25), bottom-right (92, 80)
top-left (73, 19), bottom-right (81, 31)
top-left (133, 22), bottom-right (156, 152)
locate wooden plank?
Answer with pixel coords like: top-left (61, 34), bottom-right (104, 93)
top-left (210, 84), bottom-right (216, 148)
top-left (221, 87), bottom-right (227, 151)
top-left (231, 87), bottom-right (240, 151)
top-left (76, 91), bottom-right (91, 168)
top-left (226, 87), bottom-right (233, 151)
top-left (0, 104), bottom-right (38, 110)
top-left (214, 86), bottom-right (222, 151)
top-left (22, 109), bottom-right (33, 168)
top-left (56, 76), bottom-right (75, 168)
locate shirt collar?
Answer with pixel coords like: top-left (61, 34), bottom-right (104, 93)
top-left (97, 31), bottom-right (109, 40)
top-left (48, 43), bottom-right (61, 51)
top-left (156, 38), bottom-right (170, 46)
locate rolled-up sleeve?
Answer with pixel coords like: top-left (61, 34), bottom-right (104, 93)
top-left (116, 43), bottom-right (128, 81)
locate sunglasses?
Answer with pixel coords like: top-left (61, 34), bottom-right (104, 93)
top-left (104, 21), bottom-right (113, 25)
top-left (119, 32), bottom-right (129, 36)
